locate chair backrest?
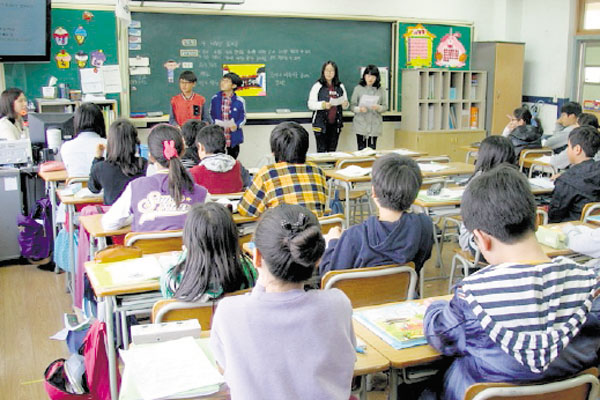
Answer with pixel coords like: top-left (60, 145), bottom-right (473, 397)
top-left (464, 367), bottom-right (600, 400)
top-left (335, 157), bottom-right (375, 169)
top-left (151, 288), bottom-right (251, 330)
top-left (536, 208), bottom-right (548, 227)
top-left (318, 213), bottom-right (346, 231)
top-left (416, 156), bottom-right (450, 163)
top-left (518, 148), bottom-right (553, 171)
top-left (124, 230), bottom-right (183, 254)
top-left (321, 263), bottom-right (417, 308)
top-left (581, 202), bottom-right (600, 222)
top-left (66, 176), bottom-right (89, 187)
top-left (94, 245), bottom-right (142, 263)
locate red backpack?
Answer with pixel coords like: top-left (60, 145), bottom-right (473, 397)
top-left (44, 321), bottom-right (120, 400)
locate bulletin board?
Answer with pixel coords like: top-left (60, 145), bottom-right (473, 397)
top-left (3, 8), bottom-right (119, 105)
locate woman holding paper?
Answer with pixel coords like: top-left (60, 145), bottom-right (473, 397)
top-left (0, 88), bottom-right (29, 141)
top-left (350, 65), bottom-right (387, 150)
top-left (308, 61), bottom-right (349, 153)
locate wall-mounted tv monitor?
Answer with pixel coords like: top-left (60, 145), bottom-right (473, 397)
top-left (0, 0), bottom-right (51, 62)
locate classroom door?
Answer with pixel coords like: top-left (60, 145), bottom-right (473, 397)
top-left (576, 40), bottom-right (600, 121)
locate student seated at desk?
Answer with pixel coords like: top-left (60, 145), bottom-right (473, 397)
top-left (458, 136), bottom-right (517, 258)
top-left (548, 126), bottom-right (600, 223)
top-left (319, 154), bottom-right (433, 277)
top-left (180, 119), bottom-right (209, 169)
top-left (60, 103), bottom-right (107, 177)
top-left (424, 165), bottom-right (600, 400)
top-left (161, 202), bottom-right (255, 301)
top-left (189, 124), bottom-right (251, 194)
top-left (210, 204), bottom-right (356, 400)
top-left (542, 101), bottom-right (582, 171)
top-left (0, 88), bottom-right (29, 141)
top-left (237, 121), bottom-right (327, 217)
top-left (102, 124), bottom-right (208, 231)
top-left (88, 119), bottom-right (147, 205)
top-left (501, 106), bottom-right (542, 158)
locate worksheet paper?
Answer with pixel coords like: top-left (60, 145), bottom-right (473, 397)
top-left (358, 95), bottom-right (379, 108)
top-left (329, 96), bottom-right (347, 106)
top-left (214, 119), bottom-right (237, 129)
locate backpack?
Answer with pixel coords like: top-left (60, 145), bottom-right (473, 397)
top-left (16, 197), bottom-right (53, 261)
top-left (44, 320), bottom-right (120, 400)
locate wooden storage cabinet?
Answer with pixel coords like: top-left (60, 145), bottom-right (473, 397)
top-left (396, 68), bottom-right (487, 161)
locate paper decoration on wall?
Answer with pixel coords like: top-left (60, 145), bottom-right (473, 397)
top-left (129, 20), bottom-right (141, 28)
top-left (55, 50), bottom-right (72, 69)
top-left (435, 29), bottom-right (467, 68)
top-left (82, 11), bottom-right (94, 22)
top-left (73, 26), bottom-right (87, 45)
top-left (182, 39), bottom-right (197, 47)
top-left (182, 62), bottom-right (193, 69)
top-left (164, 60), bottom-right (181, 83)
top-left (222, 64), bottom-right (266, 97)
top-left (90, 50), bottom-right (107, 68)
top-left (403, 24), bottom-right (436, 68)
top-left (129, 43), bottom-right (141, 51)
top-left (53, 27), bottom-right (69, 46)
top-left (75, 51), bottom-right (89, 68)
top-left (180, 49), bottom-right (198, 57)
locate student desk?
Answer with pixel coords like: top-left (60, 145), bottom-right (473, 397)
top-left (460, 145), bottom-right (479, 164)
top-left (38, 168), bottom-right (67, 240)
top-left (78, 213), bottom-right (131, 260)
top-left (353, 296), bottom-right (451, 400)
top-left (521, 154), bottom-right (557, 177)
top-left (307, 148), bottom-right (428, 165)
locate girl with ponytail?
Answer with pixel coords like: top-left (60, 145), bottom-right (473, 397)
top-left (101, 124), bottom-right (208, 231)
top-left (210, 204), bottom-right (357, 400)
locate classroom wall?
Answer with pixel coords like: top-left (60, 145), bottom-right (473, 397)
top-left (48, 0), bottom-right (578, 166)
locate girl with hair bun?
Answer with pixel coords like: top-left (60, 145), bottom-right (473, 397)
top-left (101, 124), bottom-right (208, 231)
top-left (210, 204), bottom-right (357, 400)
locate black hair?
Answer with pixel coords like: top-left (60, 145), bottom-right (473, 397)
top-left (181, 119), bottom-right (209, 149)
top-left (462, 165), bottom-right (536, 244)
top-left (222, 72), bottom-right (243, 90)
top-left (178, 70), bottom-right (197, 83)
top-left (568, 125), bottom-right (600, 158)
top-left (106, 119), bottom-right (145, 177)
top-left (171, 202), bottom-right (254, 301)
top-left (147, 124), bottom-right (195, 206)
top-left (372, 154), bottom-right (422, 212)
top-left (472, 136), bottom-right (516, 178)
top-left (317, 60), bottom-right (341, 87)
top-left (196, 124), bottom-right (226, 154)
top-left (577, 113), bottom-right (599, 129)
top-left (0, 88), bottom-right (23, 120)
top-left (254, 204), bottom-right (325, 283)
top-left (359, 64), bottom-right (381, 88)
top-left (270, 121), bottom-right (309, 163)
top-left (560, 101), bottom-right (582, 117)
top-left (74, 103), bottom-right (106, 138)
top-left (513, 107), bottom-right (532, 125)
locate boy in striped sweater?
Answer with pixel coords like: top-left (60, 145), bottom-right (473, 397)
top-left (424, 165), bottom-right (600, 400)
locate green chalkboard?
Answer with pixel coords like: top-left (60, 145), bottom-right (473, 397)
top-left (129, 12), bottom-right (391, 114)
top-left (4, 8), bottom-right (118, 104)
top-left (396, 22), bottom-right (472, 109)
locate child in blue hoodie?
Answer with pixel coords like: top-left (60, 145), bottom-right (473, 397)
top-left (319, 154), bottom-right (433, 276)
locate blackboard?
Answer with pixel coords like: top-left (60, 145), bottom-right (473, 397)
top-left (129, 12), bottom-right (392, 114)
top-left (3, 8), bottom-right (119, 104)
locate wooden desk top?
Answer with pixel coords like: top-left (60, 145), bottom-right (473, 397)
top-left (326, 162), bottom-right (475, 183)
top-left (79, 214), bottom-right (131, 238)
top-left (38, 169), bottom-right (68, 182)
top-left (57, 191), bottom-right (103, 205)
top-left (537, 221), bottom-right (594, 257)
top-left (352, 296), bottom-right (450, 369)
top-left (307, 149), bottom-right (428, 164)
top-left (85, 257), bottom-right (161, 297)
top-left (232, 214), bottom-right (259, 224)
top-left (461, 145), bottom-right (480, 153)
top-left (353, 330), bottom-right (390, 376)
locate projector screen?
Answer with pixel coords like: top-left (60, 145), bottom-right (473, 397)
top-left (0, 0), bottom-right (51, 62)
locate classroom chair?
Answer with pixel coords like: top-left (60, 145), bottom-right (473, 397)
top-left (65, 176), bottom-right (90, 187)
top-left (318, 213), bottom-right (346, 231)
top-left (151, 288), bottom-right (251, 330)
top-left (581, 202), bottom-right (600, 222)
top-left (518, 148), bottom-right (554, 177)
top-left (416, 155), bottom-right (451, 163)
top-left (321, 263), bottom-right (417, 308)
top-left (463, 367), bottom-right (599, 400)
top-left (124, 230), bottom-right (183, 254)
top-left (333, 157), bottom-right (376, 224)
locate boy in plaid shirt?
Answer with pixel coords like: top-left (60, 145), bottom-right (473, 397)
top-left (238, 122), bottom-right (327, 217)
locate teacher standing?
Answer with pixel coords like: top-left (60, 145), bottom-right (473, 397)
top-left (308, 61), bottom-right (348, 153)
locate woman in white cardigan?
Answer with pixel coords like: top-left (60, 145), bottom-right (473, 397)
top-left (0, 88), bottom-right (29, 141)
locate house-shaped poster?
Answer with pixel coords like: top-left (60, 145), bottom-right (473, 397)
top-left (403, 24), bottom-right (436, 68)
top-left (435, 29), bottom-right (467, 68)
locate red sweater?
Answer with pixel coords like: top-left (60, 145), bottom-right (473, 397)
top-left (190, 161), bottom-right (243, 194)
top-left (170, 93), bottom-right (207, 126)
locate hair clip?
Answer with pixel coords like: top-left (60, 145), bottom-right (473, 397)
top-left (281, 213), bottom-right (306, 234)
top-left (162, 140), bottom-right (178, 160)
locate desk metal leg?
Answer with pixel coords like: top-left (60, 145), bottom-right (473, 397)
top-left (344, 182), bottom-right (351, 227)
top-left (48, 181), bottom-right (60, 273)
top-left (68, 204), bottom-right (75, 300)
top-left (389, 368), bottom-right (398, 400)
top-left (105, 295), bottom-right (118, 400)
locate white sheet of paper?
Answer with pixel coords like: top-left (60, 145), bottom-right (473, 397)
top-left (129, 57), bottom-right (150, 67)
top-left (529, 177), bottom-right (555, 190)
top-left (358, 95), bottom-right (379, 108)
top-left (214, 119), bottom-right (236, 129)
top-left (352, 147), bottom-right (376, 156)
top-left (124, 337), bottom-right (225, 400)
top-left (329, 96), bottom-right (346, 106)
top-left (392, 149), bottom-right (418, 156)
top-left (80, 68), bottom-right (104, 94)
top-left (418, 163), bottom-right (449, 172)
top-left (129, 66), bottom-right (151, 76)
top-left (106, 257), bottom-right (163, 285)
top-left (4, 177), bottom-right (17, 191)
top-left (337, 165), bottom-right (372, 177)
top-left (535, 155), bottom-right (552, 164)
top-left (102, 65), bottom-right (122, 93)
